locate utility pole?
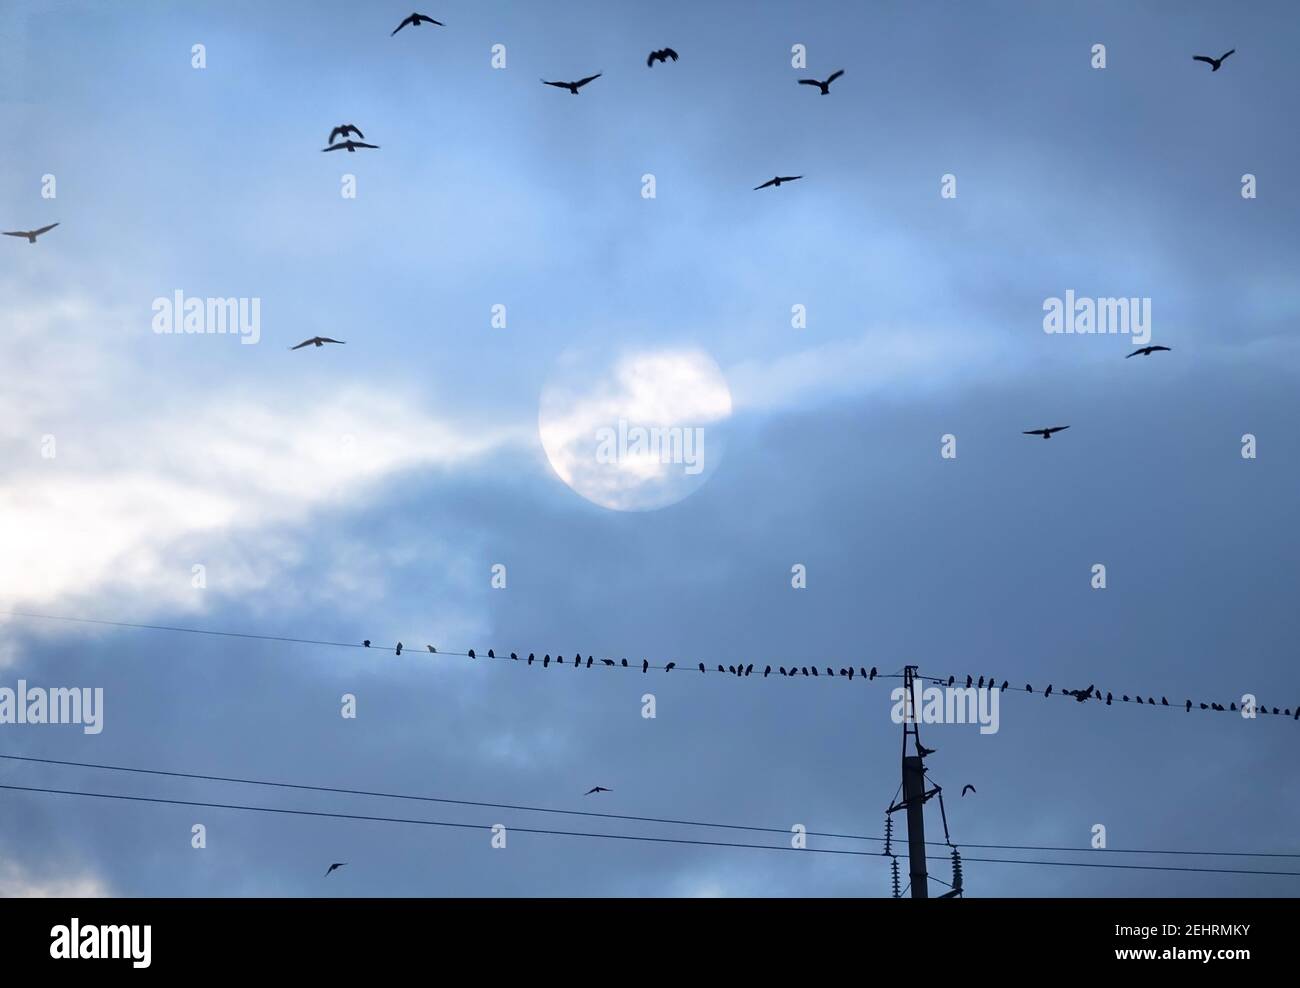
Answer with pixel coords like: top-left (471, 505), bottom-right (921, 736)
top-left (889, 665), bottom-right (929, 898)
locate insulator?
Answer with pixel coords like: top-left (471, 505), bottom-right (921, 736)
top-left (883, 815), bottom-right (894, 857)
top-left (951, 848), bottom-right (963, 892)
top-left (890, 856), bottom-right (902, 898)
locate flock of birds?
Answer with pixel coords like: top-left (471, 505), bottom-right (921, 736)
top-left (3, 12), bottom-right (1263, 879)
top-left (355, 639), bottom-right (1298, 723)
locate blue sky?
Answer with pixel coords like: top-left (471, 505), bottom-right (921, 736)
top-left (0, 0), bottom-right (1298, 896)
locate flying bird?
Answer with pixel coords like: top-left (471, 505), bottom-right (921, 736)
top-left (798, 69), bottom-right (844, 94)
top-left (541, 73), bottom-right (602, 95)
top-left (290, 336), bottom-right (345, 350)
top-left (646, 48), bottom-right (678, 67)
top-left (584, 786), bottom-right (611, 796)
top-left (961, 785), bottom-right (976, 797)
top-left (328, 124), bottom-right (365, 145)
top-left (1192, 49), bottom-right (1235, 71)
top-left (1023, 426), bottom-right (1069, 439)
top-left (392, 12), bottom-right (443, 35)
top-left (1127, 345), bottom-right (1171, 358)
top-left (754, 175), bottom-right (802, 190)
top-left (321, 140), bottom-right (379, 153)
top-left (3, 222), bottom-right (58, 244)
top-left (325, 862), bottom-right (346, 876)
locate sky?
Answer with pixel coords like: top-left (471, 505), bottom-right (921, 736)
top-left (0, 0), bottom-right (1298, 897)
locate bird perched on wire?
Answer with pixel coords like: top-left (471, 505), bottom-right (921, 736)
top-left (363, 640), bottom-right (370, 648)
top-left (642, 659), bottom-right (648, 673)
top-left (666, 662), bottom-right (676, 672)
top-left (395, 642), bottom-right (403, 656)
top-left (869, 667), bottom-right (878, 680)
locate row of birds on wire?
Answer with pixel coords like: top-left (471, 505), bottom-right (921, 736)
top-left (356, 639), bottom-right (1297, 722)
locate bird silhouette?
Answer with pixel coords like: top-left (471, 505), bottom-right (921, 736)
top-left (846, 667), bottom-right (854, 680)
top-left (487, 649), bottom-right (495, 658)
top-left (290, 336), bottom-right (345, 349)
top-left (869, 667), bottom-right (878, 680)
top-left (395, 642), bottom-right (403, 656)
top-left (1000, 680), bottom-right (1009, 691)
top-left (468, 648), bottom-right (476, 658)
top-left (620, 658), bottom-right (628, 667)
top-left (363, 640), bottom-right (370, 648)
top-left (1106, 692), bottom-right (1113, 705)
top-left (1127, 345), bottom-right (1171, 358)
top-left (647, 47), bottom-right (679, 67)
top-left (718, 664), bottom-right (725, 673)
top-left (746, 663), bottom-right (754, 676)
top-left (961, 785), bottom-right (976, 797)
top-left (798, 69), bottom-right (844, 94)
top-left (1192, 49), bottom-right (1235, 71)
top-left (602, 659), bottom-right (614, 666)
top-left (1136, 695), bottom-right (1144, 704)
top-left (392, 12), bottom-right (443, 35)
top-left (429, 646), bottom-right (437, 653)
top-left (666, 662), bottom-right (676, 672)
top-left (811, 667), bottom-right (819, 677)
top-left (728, 665), bottom-right (736, 674)
top-left (3, 222), bottom-right (59, 244)
top-left (584, 786), bottom-right (611, 796)
top-left (321, 140), bottom-right (379, 153)
top-left (699, 663), bottom-right (706, 673)
top-left (324, 862), bottom-right (347, 876)
top-left (328, 124), bottom-right (365, 145)
top-left (1186, 700), bottom-right (1192, 712)
top-left (642, 659), bottom-right (648, 673)
top-left (1045, 684), bottom-right (1053, 697)
top-left (1161, 697), bottom-right (1169, 706)
top-left (764, 665), bottom-right (772, 678)
top-left (754, 175), bottom-right (802, 190)
top-left (509, 651), bottom-right (517, 659)
top-left (977, 676), bottom-right (984, 689)
top-left (543, 655), bottom-right (550, 667)
top-left (801, 667), bottom-right (809, 676)
top-left (917, 743), bottom-right (936, 757)
top-left (965, 675), bottom-right (973, 688)
top-left (1025, 684), bottom-right (1032, 693)
top-left (541, 73), bottom-right (602, 94)
top-left (859, 667), bottom-right (867, 679)
top-left (1023, 426), bottom-right (1069, 439)
top-left (948, 676), bottom-right (955, 687)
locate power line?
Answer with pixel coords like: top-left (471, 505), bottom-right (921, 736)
top-left (3, 752), bottom-right (1297, 860)
top-left (4, 782), bottom-right (1299, 879)
top-left (5, 610), bottom-right (1294, 722)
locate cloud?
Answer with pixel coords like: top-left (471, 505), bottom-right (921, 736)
top-left (0, 858), bottom-right (110, 897)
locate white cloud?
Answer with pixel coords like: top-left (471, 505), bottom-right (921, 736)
top-left (0, 858), bottom-right (110, 897)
